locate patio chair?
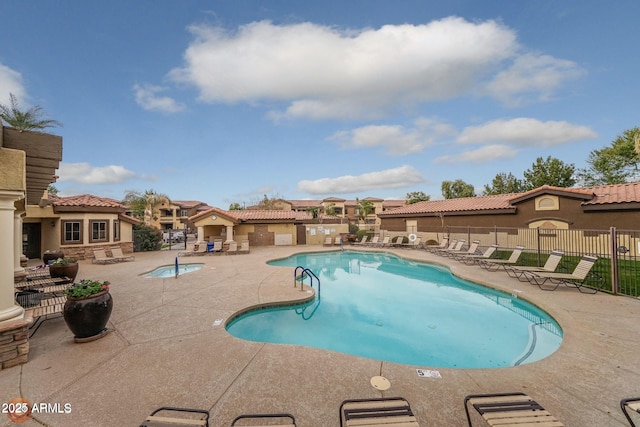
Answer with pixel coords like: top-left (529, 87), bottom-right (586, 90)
top-left (239, 240), bottom-right (250, 254)
top-left (334, 236), bottom-right (342, 246)
top-left (479, 246), bottom-right (524, 271)
top-left (139, 406), bottom-right (210, 427)
top-left (92, 248), bottom-right (115, 264)
top-left (324, 237), bottom-right (333, 246)
top-left (450, 240), bottom-right (481, 260)
top-left (365, 236), bottom-right (380, 246)
top-left (621, 397), bottom-right (640, 427)
top-left (111, 246), bottom-right (135, 262)
top-left (504, 250), bottom-right (564, 281)
top-left (226, 241), bottom-right (238, 255)
top-left (231, 413), bottom-right (296, 426)
top-left (425, 236), bottom-right (449, 252)
top-left (403, 236), bottom-right (422, 249)
top-left (464, 392), bottom-right (564, 427)
top-left (354, 235), bottom-right (368, 246)
top-left (340, 397), bottom-right (420, 426)
top-left (375, 236), bottom-right (388, 247)
top-left (521, 255), bottom-right (601, 293)
top-left (437, 239), bottom-right (465, 256)
top-left (391, 236), bottom-right (404, 247)
top-left (457, 244), bottom-right (499, 265)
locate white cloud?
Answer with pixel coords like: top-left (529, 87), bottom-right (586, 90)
top-left (297, 165), bottom-right (424, 194)
top-left (133, 83), bottom-right (185, 113)
top-left (328, 118), bottom-right (456, 155)
top-left (483, 53), bottom-right (585, 106)
top-left (0, 63), bottom-right (27, 105)
top-left (57, 163), bottom-right (136, 185)
top-left (435, 144), bottom-right (518, 164)
top-left (170, 18), bottom-right (520, 119)
top-left (457, 118), bottom-right (597, 146)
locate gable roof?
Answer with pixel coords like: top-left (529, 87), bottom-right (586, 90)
top-left (190, 207), bottom-right (312, 223)
top-left (50, 194), bottom-right (126, 211)
top-left (379, 182), bottom-right (640, 217)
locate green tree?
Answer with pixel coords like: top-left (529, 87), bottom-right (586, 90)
top-left (405, 191), bottom-right (430, 204)
top-left (483, 172), bottom-right (525, 195)
top-left (123, 189), bottom-right (170, 226)
top-left (133, 223), bottom-right (163, 251)
top-left (0, 93), bottom-right (62, 131)
top-left (228, 202), bottom-right (243, 210)
top-left (576, 127), bottom-right (640, 185)
top-left (47, 184), bottom-right (59, 196)
top-left (441, 179), bottom-right (476, 199)
top-left (523, 156), bottom-right (575, 190)
top-left (306, 206), bottom-right (320, 219)
top-left (355, 198), bottom-right (375, 222)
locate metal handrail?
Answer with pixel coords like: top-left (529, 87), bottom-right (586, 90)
top-left (294, 266), bottom-right (320, 293)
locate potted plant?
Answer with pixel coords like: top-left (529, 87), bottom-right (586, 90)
top-left (42, 249), bottom-right (64, 265)
top-left (49, 257), bottom-right (79, 282)
top-left (63, 279), bottom-right (113, 342)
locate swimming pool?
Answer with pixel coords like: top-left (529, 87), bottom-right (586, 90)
top-left (143, 263), bottom-right (203, 278)
top-left (226, 251), bottom-right (562, 368)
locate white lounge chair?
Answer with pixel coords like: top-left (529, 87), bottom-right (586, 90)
top-left (340, 397), bottom-right (420, 426)
top-left (522, 255), bottom-right (601, 293)
top-left (464, 392), bottom-right (564, 427)
top-left (479, 246), bottom-right (524, 271)
top-left (110, 246), bottom-right (135, 262)
top-left (504, 250), bottom-right (564, 281)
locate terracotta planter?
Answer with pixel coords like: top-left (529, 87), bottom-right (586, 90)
top-left (42, 251), bottom-right (64, 265)
top-left (50, 262), bottom-right (79, 282)
top-left (63, 290), bottom-right (113, 341)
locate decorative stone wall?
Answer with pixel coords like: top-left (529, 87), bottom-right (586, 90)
top-left (0, 315), bottom-right (31, 370)
top-left (61, 242), bottom-right (135, 261)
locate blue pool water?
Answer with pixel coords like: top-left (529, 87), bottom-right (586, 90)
top-left (143, 263), bottom-right (203, 278)
top-left (226, 251), bottom-right (562, 368)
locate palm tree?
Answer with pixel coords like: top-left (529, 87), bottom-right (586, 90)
top-left (123, 189), bottom-right (170, 226)
top-left (0, 93), bottom-right (62, 131)
top-left (356, 198), bottom-right (375, 223)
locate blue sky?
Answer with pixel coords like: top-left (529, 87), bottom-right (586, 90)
top-left (2, 1), bottom-right (638, 208)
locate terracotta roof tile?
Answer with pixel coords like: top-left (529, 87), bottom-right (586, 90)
top-left (51, 194), bottom-right (125, 208)
top-left (379, 193), bottom-right (514, 216)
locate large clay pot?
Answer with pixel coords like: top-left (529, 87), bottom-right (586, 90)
top-left (42, 251), bottom-right (64, 265)
top-left (63, 290), bottom-right (113, 341)
top-left (50, 262), bottom-right (79, 282)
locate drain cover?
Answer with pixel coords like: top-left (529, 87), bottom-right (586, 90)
top-left (370, 376), bottom-right (391, 390)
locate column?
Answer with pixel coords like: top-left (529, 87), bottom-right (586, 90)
top-left (0, 192), bottom-right (25, 324)
top-left (14, 210), bottom-right (25, 277)
top-left (197, 226), bottom-right (204, 242)
top-left (225, 225), bottom-right (234, 243)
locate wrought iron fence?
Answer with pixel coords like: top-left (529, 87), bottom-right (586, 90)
top-left (418, 226), bottom-right (640, 297)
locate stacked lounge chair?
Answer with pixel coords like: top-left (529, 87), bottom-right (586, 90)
top-left (140, 406), bottom-right (209, 427)
top-left (340, 397), bottom-right (420, 426)
top-left (231, 413), bottom-right (296, 426)
top-left (464, 392), bottom-right (564, 426)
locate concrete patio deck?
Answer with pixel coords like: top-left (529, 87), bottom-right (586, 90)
top-left (1, 245), bottom-right (639, 426)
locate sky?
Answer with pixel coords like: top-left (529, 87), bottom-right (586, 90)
top-left (1, 1), bottom-right (639, 208)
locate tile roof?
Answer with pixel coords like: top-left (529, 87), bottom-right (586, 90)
top-left (380, 182), bottom-right (640, 216)
top-left (172, 200), bottom-right (207, 208)
top-left (51, 194), bottom-right (125, 209)
top-left (379, 193), bottom-right (515, 216)
top-left (192, 207), bottom-right (312, 222)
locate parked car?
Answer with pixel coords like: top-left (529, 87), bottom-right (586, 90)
top-left (162, 230), bottom-right (185, 243)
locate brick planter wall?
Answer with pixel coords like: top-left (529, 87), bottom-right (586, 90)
top-left (0, 314), bottom-right (32, 370)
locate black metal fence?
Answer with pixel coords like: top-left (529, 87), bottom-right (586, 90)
top-left (420, 226), bottom-right (640, 297)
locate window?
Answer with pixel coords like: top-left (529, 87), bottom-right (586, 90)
top-left (62, 221), bottom-right (82, 244)
top-left (535, 195), bottom-right (559, 211)
top-left (180, 209), bottom-right (188, 217)
top-left (113, 220), bottom-right (121, 242)
top-left (90, 220), bottom-right (109, 243)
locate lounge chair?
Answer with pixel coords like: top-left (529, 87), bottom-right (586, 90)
top-left (425, 237), bottom-right (449, 252)
top-left (92, 248), bottom-right (115, 264)
top-left (340, 397), bottom-right (420, 426)
top-left (334, 236), bottom-right (342, 246)
top-left (403, 237), bottom-right (422, 249)
top-left (323, 237), bottom-right (333, 246)
top-left (434, 239), bottom-right (458, 255)
top-left (450, 240), bottom-right (481, 260)
top-left (504, 250), bottom-right (564, 281)
top-left (621, 397), bottom-right (640, 427)
top-left (226, 241), bottom-right (238, 255)
top-left (464, 392), bottom-right (563, 427)
top-left (365, 236), bottom-right (380, 246)
top-left (239, 240), bottom-right (250, 254)
top-left (522, 255), bottom-right (601, 293)
top-left (111, 246), bottom-right (135, 262)
top-left (140, 406), bottom-right (210, 427)
top-left (378, 236), bottom-right (390, 247)
top-left (354, 235), bottom-right (368, 246)
top-left (457, 244), bottom-right (498, 265)
top-left (437, 239), bottom-right (465, 256)
top-left (231, 413), bottom-right (296, 426)
top-left (479, 246), bottom-right (524, 271)
top-left (391, 236), bottom-right (404, 247)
